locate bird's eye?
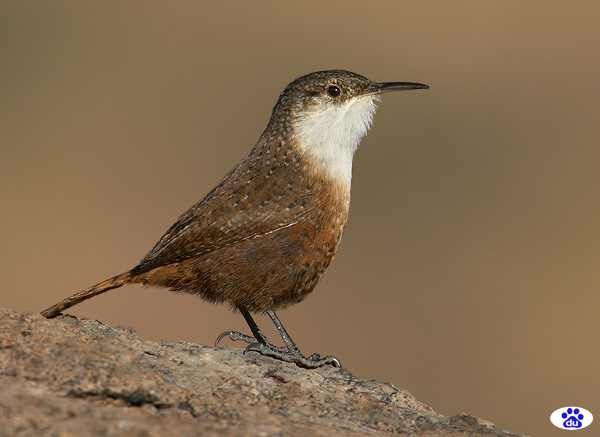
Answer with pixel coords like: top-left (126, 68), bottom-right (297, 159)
top-left (327, 85), bottom-right (341, 97)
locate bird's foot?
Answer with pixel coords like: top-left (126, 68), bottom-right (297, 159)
top-left (215, 330), bottom-right (288, 354)
top-left (215, 310), bottom-right (342, 369)
top-left (215, 330), bottom-right (341, 368)
top-left (245, 341), bottom-right (341, 369)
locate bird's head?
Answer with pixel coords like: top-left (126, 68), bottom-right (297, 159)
top-left (269, 70), bottom-right (428, 186)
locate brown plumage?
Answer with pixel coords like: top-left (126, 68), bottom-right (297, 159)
top-left (42, 70), bottom-right (428, 368)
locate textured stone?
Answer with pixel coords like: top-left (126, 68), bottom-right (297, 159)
top-left (0, 308), bottom-right (525, 436)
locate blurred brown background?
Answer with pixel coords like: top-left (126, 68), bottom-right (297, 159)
top-left (2, 1), bottom-right (599, 435)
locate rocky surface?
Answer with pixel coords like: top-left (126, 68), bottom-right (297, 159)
top-left (0, 308), bottom-right (525, 436)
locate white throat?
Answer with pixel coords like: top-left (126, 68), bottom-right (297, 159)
top-left (294, 95), bottom-right (378, 187)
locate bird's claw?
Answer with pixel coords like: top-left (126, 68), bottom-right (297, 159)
top-left (215, 330), bottom-right (256, 347)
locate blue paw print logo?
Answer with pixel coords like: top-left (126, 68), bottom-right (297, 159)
top-left (562, 408), bottom-right (584, 428)
top-left (551, 406), bottom-right (593, 430)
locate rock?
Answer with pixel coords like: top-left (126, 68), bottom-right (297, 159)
top-left (0, 308), bottom-right (525, 436)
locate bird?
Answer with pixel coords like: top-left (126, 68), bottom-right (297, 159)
top-left (41, 70), bottom-right (428, 368)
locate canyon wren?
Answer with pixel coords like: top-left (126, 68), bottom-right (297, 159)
top-left (41, 70), bottom-right (428, 368)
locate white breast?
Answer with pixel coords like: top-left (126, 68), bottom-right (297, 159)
top-left (294, 95), bottom-right (378, 188)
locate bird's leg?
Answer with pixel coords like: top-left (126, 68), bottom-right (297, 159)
top-left (216, 310), bottom-right (341, 369)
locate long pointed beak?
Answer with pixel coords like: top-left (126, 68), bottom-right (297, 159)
top-left (368, 82), bottom-right (429, 95)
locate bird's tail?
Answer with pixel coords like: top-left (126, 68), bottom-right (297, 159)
top-left (41, 272), bottom-right (133, 318)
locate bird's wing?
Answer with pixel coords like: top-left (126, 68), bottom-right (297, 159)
top-left (133, 159), bottom-right (313, 274)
